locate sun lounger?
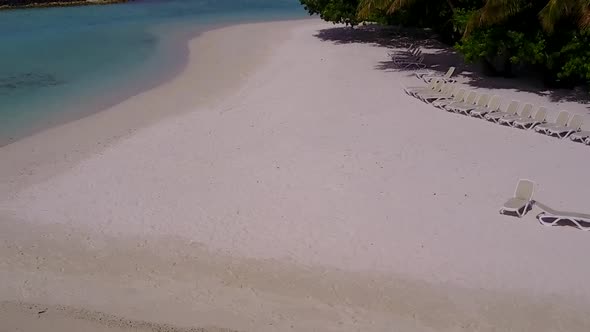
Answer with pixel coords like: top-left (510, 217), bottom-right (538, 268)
top-left (412, 80), bottom-right (444, 100)
top-left (535, 202), bottom-right (590, 231)
top-left (545, 114), bottom-right (583, 138)
top-left (392, 49), bottom-right (422, 62)
top-left (418, 67), bottom-right (456, 83)
top-left (569, 130), bottom-right (590, 144)
top-left (512, 107), bottom-right (547, 130)
top-left (499, 179), bottom-right (535, 218)
top-left (389, 48), bottom-right (421, 61)
top-left (417, 83), bottom-right (456, 103)
top-left (444, 91), bottom-right (477, 113)
top-left (534, 110), bottom-right (570, 134)
top-left (414, 67), bottom-right (438, 79)
top-left (403, 79), bottom-right (437, 97)
top-left (432, 88), bottom-right (466, 109)
top-left (389, 44), bottom-right (419, 58)
top-left (484, 100), bottom-right (519, 123)
top-left (454, 93), bottom-right (489, 115)
top-left (469, 95), bottom-right (501, 118)
top-left (394, 55), bottom-right (426, 69)
top-left (498, 103), bottom-right (533, 126)
top-left (391, 52), bottom-right (422, 64)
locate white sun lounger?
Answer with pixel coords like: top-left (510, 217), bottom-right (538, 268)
top-left (455, 93), bottom-right (489, 115)
top-left (499, 179), bottom-right (535, 218)
top-left (392, 51), bottom-right (423, 67)
top-left (569, 130), bottom-right (590, 144)
top-left (394, 55), bottom-right (426, 69)
top-left (389, 45), bottom-right (420, 58)
top-left (417, 83), bottom-right (456, 103)
top-left (469, 95), bottom-right (501, 118)
top-left (545, 114), bottom-right (584, 138)
top-left (512, 107), bottom-right (547, 130)
top-left (412, 80), bottom-right (444, 100)
top-left (535, 202), bottom-right (590, 231)
top-left (432, 88), bottom-right (466, 109)
top-left (534, 110), bottom-right (570, 134)
top-left (445, 90), bottom-right (477, 113)
top-left (484, 100), bottom-right (519, 123)
top-left (403, 79), bottom-right (437, 97)
top-left (498, 103), bottom-right (533, 126)
top-left (418, 67), bottom-right (456, 83)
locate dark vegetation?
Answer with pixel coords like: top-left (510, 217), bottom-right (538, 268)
top-left (0, 0), bottom-right (127, 10)
top-left (300, 0), bottom-right (590, 90)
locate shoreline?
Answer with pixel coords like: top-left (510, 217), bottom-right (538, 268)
top-left (0, 19), bottom-right (311, 196)
top-left (0, 0), bottom-right (127, 11)
top-left (0, 16), bottom-right (307, 147)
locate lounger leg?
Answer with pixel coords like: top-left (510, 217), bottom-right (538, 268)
top-left (538, 214), bottom-right (558, 227)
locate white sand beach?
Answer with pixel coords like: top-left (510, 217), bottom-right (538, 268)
top-left (1, 19), bottom-right (590, 331)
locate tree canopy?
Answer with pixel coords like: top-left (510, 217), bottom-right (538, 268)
top-left (299, 0), bottom-right (590, 88)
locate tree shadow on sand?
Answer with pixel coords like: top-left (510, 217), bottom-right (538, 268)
top-left (314, 25), bottom-right (590, 108)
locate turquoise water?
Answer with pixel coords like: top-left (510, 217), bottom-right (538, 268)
top-left (0, 0), bottom-right (306, 145)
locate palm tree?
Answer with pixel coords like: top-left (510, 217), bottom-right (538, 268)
top-left (357, 0), bottom-right (454, 19)
top-left (358, 0), bottom-right (590, 32)
top-left (470, 0), bottom-right (590, 33)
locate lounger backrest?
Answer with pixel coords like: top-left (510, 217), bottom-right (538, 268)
top-left (441, 83), bottom-right (455, 96)
top-left (533, 107), bottom-right (547, 121)
top-left (444, 67), bottom-right (456, 79)
top-left (554, 111), bottom-right (570, 126)
top-left (424, 79), bottom-right (437, 90)
top-left (432, 80), bottom-right (444, 92)
top-left (476, 94), bottom-right (490, 107)
top-left (505, 100), bottom-right (520, 115)
top-left (515, 179), bottom-right (534, 201)
top-left (487, 95), bottom-right (501, 111)
top-left (519, 103), bottom-right (533, 118)
top-left (452, 88), bottom-right (466, 101)
top-left (463, 91), bottom-right (477, 105)
top-left (567, 114), bottom-right (583, 130)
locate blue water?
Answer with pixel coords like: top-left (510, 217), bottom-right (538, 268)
top-left (0, 0), bottom-right (306, 145)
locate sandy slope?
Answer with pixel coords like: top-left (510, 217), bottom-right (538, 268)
top-left (1, 19), bottom-right (590, 331)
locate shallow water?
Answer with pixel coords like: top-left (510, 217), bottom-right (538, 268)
top-left (0, 0), bottom-right (306, 145)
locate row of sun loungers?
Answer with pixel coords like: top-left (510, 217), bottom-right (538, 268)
top-left (389, 44), bottom-right (459, 80)
top-left (404, 80), bottom-right (590, 144)
top-left (500, 180), bottom-right (590, 231)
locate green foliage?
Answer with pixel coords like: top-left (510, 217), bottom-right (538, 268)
top-left (550, 29), bottom-right (590, 84)
top-left (456, 27), bottom-right (545, 74)
top-left (299, 0), bottom-right (361, 26)
top-left (300, 0), bottom-right (590, 87)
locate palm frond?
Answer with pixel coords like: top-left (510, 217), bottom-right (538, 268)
top-left (539, 0), bottom-right (573, 31)
top-left (479, 0), bottom-right (526, 25)
top-left (464, 9), bottom-right (483, 36)
top-left (385, 0), bottom-right (419, 14)
top-left (357, 0), bottom-right (395, 19)
top-left (463, 0), bottom-right (524, 36)
top-left (539, 0), bottom-right (590, 31)
top-left (578, 6), bottom-right (590, 29)
top-left (357, 0), bottom-right (422, 19)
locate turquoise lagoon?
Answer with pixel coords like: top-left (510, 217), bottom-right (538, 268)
top-left (0, 0), bottom-right (306, 145)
